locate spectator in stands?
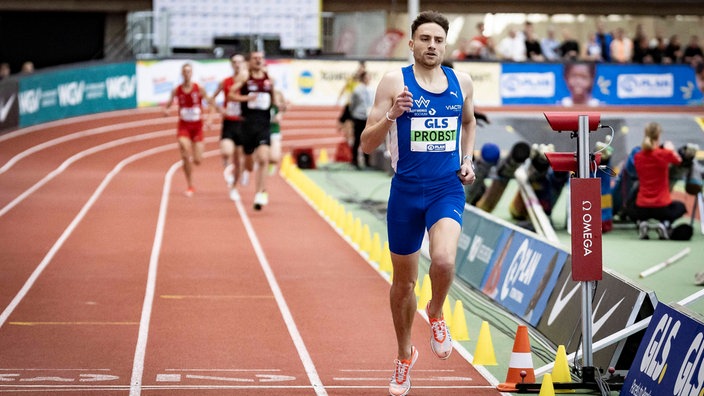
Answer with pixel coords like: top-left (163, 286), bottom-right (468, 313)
top-left (558, 28), bottom-right (580, 61)
top-left (540, 26), bottom-right (561, 62)
top-left (632, 122), bottom-right (687, 239)
top-left (560, 62), bottom-right (599, 106)
top-left (696, 61), bottom-right (704, 95)
top-left (594, 20), bottom-right (613, 62)
top-left (632, 24), bottom-right (647, 53)
top-left (472, 22), bottom-right (490, 49)
top-left (664, 34), bottom-right (683, 63)
top-left (683, 35), bottom-right (703, 66)
top-left (610, 27), bottom-right (633, 63)
top-left (337, 60), bottom-right (366, 141)
top-left (497, 26), bottom-right (527, 62)
top-left (648, 37), bottom-right (667, 64)
top-left (0, 63), bottom-right (10, 80)
top-left (524, 23), bottom-right (544, 61)
top-left (451, 38), bottom-right (472, 60)
top-left (348, 71), bottom-right (374, 169)
top-left (466, 22), bottom-right (496, 60)
top-left (20, 61), bottom-right (34, 74)
top-left (479, 36), bottom-right (497, 60)
top-left (632, 35), bottom-right (650, 63)
top-left (582, 32), bottom-right (603, 62)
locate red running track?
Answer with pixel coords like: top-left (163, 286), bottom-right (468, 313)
top-left (0, 108), bottom-right (501, 395)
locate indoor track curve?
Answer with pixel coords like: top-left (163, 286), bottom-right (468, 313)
top-left (0, 107), bottom-right (503, 395)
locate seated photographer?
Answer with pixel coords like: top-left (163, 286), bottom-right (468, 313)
top-left (632, 122), bottom-right (687, 239)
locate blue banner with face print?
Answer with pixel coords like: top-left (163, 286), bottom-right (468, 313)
top-left (499, 62), bottom-right (703, 106)
top-left (593, 63), bottom-right (703, 105)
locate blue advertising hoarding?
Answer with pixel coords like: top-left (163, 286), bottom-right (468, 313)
top-left (621, 303), bottom-right (704, 396)
top-left (477, 229), bottom-right (569, 326)
top-left (594, 63), bottom-right (703, 105)
top-left (500, 63), bottom-right (566, 105)
top-left (455, 210), bottom-right (508, 289)
top-left (500, 62), bottom-right (703, 106)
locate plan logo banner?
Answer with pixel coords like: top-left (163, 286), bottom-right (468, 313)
top-left (499, 63), bottom-right (563, 105)
top-left (477, 230), bottom-right (568, 326)
top-left (455, 212), bottom-right (505, 289)
top-left (594, 64), bottom-right (703, 105)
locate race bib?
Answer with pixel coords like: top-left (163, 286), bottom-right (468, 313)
top-left (409, 117), bottom-right (458, 152)
top-left (225, 101), bottom-right (241, 117)
top-left (250, 92), bottom-right (271, 110)
top-left (180, 106), bottom-right (201, 122)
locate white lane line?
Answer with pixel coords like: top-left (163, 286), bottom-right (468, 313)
top-left (129, 149), bottom-right (220, 396)
top-left (0, 142), bottom-right (177, 330)
top-left (0, 130), bottom-right (173, 218)
top-left (0, 118), bottom-right (172, 175)
top-left (0, 107), bottom-right (163, 144)
top-left (231, 199), bottom-right (328, 396)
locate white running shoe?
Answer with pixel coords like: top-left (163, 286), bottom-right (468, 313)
top-left (229, 188), bottom-right (241, 201)
top-left (426, 301), bottom-right (452, 360)
top-left (253, 192), bottom-right (268, 211)
top-left (223, 164), bottom-right (234, 187)
top-left (388, 346), bottom-right (418, 396)
top-left (241, 170), bottom-right (250, 186)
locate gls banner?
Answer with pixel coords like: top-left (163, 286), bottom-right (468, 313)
top-left (18, 62), bottom-right (136, 127)
top-left (621, 303), bottom-right (704, 396)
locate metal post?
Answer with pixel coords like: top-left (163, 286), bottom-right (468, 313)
top-left (577, 114), bottom-right (594, 370)
top-left (408, 0), bottom-right (418, 64)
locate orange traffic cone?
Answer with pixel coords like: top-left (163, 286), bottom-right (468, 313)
top-left (497, 325), bottom-right (536, 392)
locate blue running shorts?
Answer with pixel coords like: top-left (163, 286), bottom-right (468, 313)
top-left (386, 173), bottom-right (465, 255)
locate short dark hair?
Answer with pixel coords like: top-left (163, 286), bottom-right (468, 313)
top-left (411, 11), bottom-right (449, 38)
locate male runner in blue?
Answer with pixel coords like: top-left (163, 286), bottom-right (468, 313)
top-left (360, 10), bottom-right (477, 396)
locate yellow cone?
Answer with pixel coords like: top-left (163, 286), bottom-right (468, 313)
top-left (417, 274), bottom-right (432, 311)
top-left (472, 321), bottom-right (497, 365)
top-left (539, 373), bottom-right (555, 396)
top-left (442, 298), bottom-right (453, 329)
top-left (318, 148), bottom-right (329, 165)
top-left (450, 300), bottom-right (470, 341)
top-left (280, 153), bottom-right (294, 177)
top-left (379, 242), bottom-right (392, 273)
top-left (352, 217), bottom-right (363, 247)
top-left (335, 202), bottom-right (347, 229)
top-left (552, 345), bottom-right (574, 392)
top-left (361, 224), bottom-right (372, 254)
top-left (344, 212), bottom-right (354, 238)
top-left (369, 232), bottom-right (382, 264)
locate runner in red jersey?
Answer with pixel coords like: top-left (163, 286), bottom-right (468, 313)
top-left (163, 62), bottom-right (215, 197)
top-left (212, 54), bottom-right (249, 200)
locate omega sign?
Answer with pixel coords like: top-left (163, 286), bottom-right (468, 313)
top-left (570, 178), bottom-right (603, 281)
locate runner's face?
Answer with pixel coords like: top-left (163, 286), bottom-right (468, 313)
top-left (411, 23), bottom-right (446, 68)
top-left (249, 52), bottom-right (265, 71)
top-left (182, 65), bottom-right (192, 82)
top-left (231, 56), bottom-right (245, 73)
